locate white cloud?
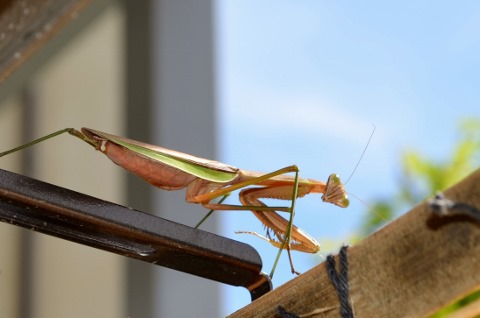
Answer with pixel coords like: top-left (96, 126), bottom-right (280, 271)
top-left (222, 87), bottom-right (379, 146)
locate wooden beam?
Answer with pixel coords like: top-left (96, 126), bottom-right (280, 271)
top-left (0, 0), bottom-right (92, 82)
top-left (229, 169), bottom-right (480, 317)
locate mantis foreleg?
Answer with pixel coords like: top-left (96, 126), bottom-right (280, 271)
top-left (187, 165), bottom-right (306, 277)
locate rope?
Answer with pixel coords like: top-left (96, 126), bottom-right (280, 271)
top-left (326, 245), bottom-right (353, 318)
top-left (276, 245), bottom-right (353, 318)
top-left (429, 192), bottom-right (480, 224)
top-left (276, 306), bottom-right (300, 318)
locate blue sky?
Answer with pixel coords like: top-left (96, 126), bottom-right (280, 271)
top-left (215, 1), bottom-right (480, 314)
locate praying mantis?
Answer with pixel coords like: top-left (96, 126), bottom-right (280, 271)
top-left (0, 127), bottom-right (353, 278)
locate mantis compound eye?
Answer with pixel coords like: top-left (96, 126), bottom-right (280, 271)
top-left (339, 196), bottom-right (350, 208)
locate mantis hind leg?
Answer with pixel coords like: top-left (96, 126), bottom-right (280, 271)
top-left (187, 165), bottom-right (301, 204)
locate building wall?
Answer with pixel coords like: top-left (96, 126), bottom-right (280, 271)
top-left (0, 1), bottom-right (221, 317)
top-left (0, 3), bottom-right (126, 317)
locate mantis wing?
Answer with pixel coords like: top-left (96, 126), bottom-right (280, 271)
top-left (82, 128), bottom-right (239, 184)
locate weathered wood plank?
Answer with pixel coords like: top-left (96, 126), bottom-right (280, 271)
top-left (229, 169), bottom-right (480, 317)
top-left (0, 0), bottom-right (91, 82)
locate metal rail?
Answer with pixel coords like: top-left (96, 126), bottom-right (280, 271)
top-left (0, 168), bottom-right (272, 300)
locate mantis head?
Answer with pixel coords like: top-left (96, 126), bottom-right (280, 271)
top-left (322, 173), bottom-right (350, 208)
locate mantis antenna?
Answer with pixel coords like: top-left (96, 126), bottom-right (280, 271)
top-left (344, 124), bottom-right (376, 185)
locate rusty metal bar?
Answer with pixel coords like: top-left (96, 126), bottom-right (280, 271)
top-left (0, 168), bottom-right (272, 300)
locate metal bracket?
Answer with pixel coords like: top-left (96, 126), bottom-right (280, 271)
top-left (0, 168), bottom-right (272, 300)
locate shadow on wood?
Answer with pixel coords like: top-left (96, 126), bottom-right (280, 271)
top-left (229, 169), bottom-right (480, 317)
